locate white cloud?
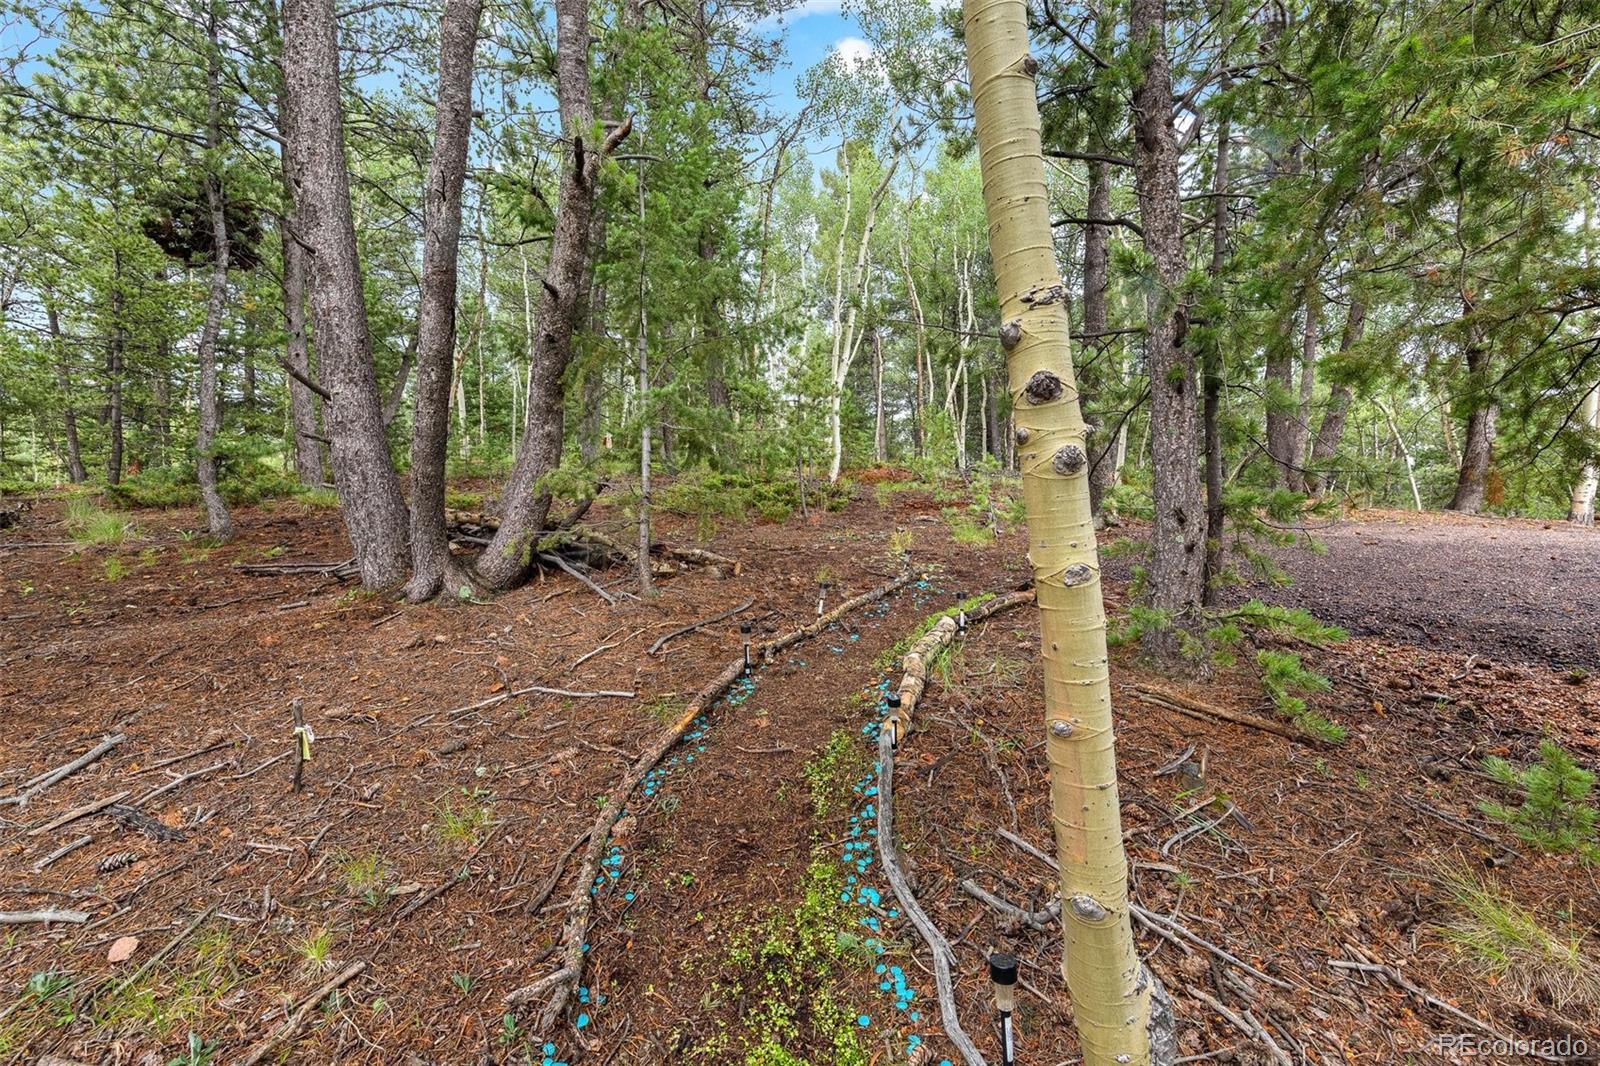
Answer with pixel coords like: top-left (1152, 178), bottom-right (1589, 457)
top-left (831, 35), bottom-right (876, 70)
top-left (753, 0), bottom-right (843, 30)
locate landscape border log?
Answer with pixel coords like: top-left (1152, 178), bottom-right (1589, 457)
top-left (884, 590), bottom-right (1034, 742)
top-left (507, 570), bottom-right (919, 1028)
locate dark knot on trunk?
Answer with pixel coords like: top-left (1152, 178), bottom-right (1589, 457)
top-left (999, 318), bottom-right (1023, 350)
top-left (1052, 444), bottom-right (1087, 475)
top-left (1023, 370), bottom-right (1063, 405)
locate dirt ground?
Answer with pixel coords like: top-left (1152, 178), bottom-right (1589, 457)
top-left (1, 484), bottom-right (1597, 1066)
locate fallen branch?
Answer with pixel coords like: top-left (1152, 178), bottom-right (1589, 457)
top-left (566, 526), bottom-right (742, 576)
top-left (33, 834), bottom-right (93, 871)
top-left (509, 570), bottom-right (919, 1028)
top-left (877, 727), bottom-right (988, 1066)
top-left (27, 790), bottom-right (132, 837)
top-left (1187, 986), bottom-right (1292, 1066)
top-left (128, 738), bottom-right (230, 776)
top-left (958, 879), bottom-right (1058, 932)
top-left (649, 597), bottom-right (756, 655)
top-left (134, 760), bottom-right (228, 807)
top-left (0, 909), bottom-right (90, 924)
top-left (238, 960), bottom-right (368, 1066)
top-left (1, 734), bottom-right (126, 808)
top-left (1127, 684), bottom-right (1310, 743)
top-left (448, 684), bottom-right (635, 719)
top-left (538, 551), bottom-right (616, 604)
top-left (884, 590), bottom-right (1034, 743)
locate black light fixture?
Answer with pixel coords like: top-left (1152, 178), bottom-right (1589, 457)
top-left (989, 952), bottom-right (1018, 1066)
top-left (956, 591), bottom-right (969, 631)
top-left (885, 692), bottom-right (903, 747)
top-left (741, 622), bottom-right (753, 673)
top-left (816, 580), bottom-right (831, 617)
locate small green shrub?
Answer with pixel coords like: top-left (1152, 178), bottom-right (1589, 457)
top-left (64, 497), bottom-right (138, 546)
top-left (1480, 740), bottom-right (1599, 861)
top-left (1257, 649), bottom-right (1346, 744)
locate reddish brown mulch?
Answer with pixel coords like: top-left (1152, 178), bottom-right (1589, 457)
top-left (0, 487), bottom-right (1597, 1065)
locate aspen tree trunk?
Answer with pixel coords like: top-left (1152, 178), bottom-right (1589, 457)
top-left (1568, 383), bottom-right (1599, 525)
top-left (873, 330), bottom-right (888, 462)
top-left (281, 0), bottom-right (412, 587)
top-left (900, 237), bottom-right (927, 457)
top-left (961, 2), bottom-right (1174, 1061)
top-left (636, 160), bottom-right (653, 596)
top-left (196, 8), bottom-right (235, 541)
top-left (405, 0), bottom-right (483, 602)
top-left (1375, 398), bottom-right (1423, 511)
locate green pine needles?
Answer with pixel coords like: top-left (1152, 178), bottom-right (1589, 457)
top-left (1480, 740), bottom-right (1600, 862)
top-left (1256, 649), bottom-right (1347, 744)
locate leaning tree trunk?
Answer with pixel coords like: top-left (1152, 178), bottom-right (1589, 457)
top-left (1305, 298), bottom-right (1365, 495)
top-left (405, 0), bottom-right (484, 603)
top-left (1131, 0), bottom-right (1203, 622)
top-left (196, 12), bottom-right (235, 541)
top-left (281, 0), bottom-right (412, 588)
top-left (961, 1), bottom-right (1175, 1062)
top-left (472, 0), bottom-right (628, 591)
top-left (1569, 383), bottom-right (1599, 525)
top-left (1447, 324), bottom-right (1496, 514)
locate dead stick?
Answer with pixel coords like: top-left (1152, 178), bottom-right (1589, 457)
top-left (448, 684), bottom-right (635, 718)
top-left (1127, 684), bottom-right (1308, 743)
top-left (648, 597), bottom-right (756, 655)
top-left (127, 739), bottom-right (230, 776)
top-left (94, 904), bottom-right (219, 1007)
top-left (33, 835), bottom-right (92, 872)
top-left (539, 552), bottom-right (616, 604)
top-left (291, 699), bottom-right (307, 793)
top-left (0, 909), bottom-right (90, 924)
top-left (134, 761), bottom-right (228, 806)
top-left (27, 790), bottom-right (131, 837)
top-left (2, 734), bottom-right (126, 807)
top-left (238, 960), bottom-right (368, 1066)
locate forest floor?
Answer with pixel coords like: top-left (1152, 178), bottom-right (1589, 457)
top-left (1, 479), bottom-right (1598, 1066)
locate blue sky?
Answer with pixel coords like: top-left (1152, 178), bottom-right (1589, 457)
top-left (757, 0), bottom-right (870, 160)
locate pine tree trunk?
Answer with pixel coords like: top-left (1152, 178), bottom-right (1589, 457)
top-left (1305, 299), bottom-right (1365, 494)
top-left (1131, 0), bottom-right (1203, 621)
top-left (472, 0), bottom-right (627, 590)
top-left (1083, 155), bottom-right (1116, 522)
top-left (280, 213), bottom-right (324, 486)
top-left (961, 1), bottom-right (1173, 1062)
top-left (1264, 309), bottom-right (1300, 492)
top-left (281, 0), bottom-right (412, 587)
top-left (1201, 90), bottom-right (1230, 603)
top-left (1447, 326), bottom-right (1496, 514)
top-left (405, 0), bottom-right (483, 602)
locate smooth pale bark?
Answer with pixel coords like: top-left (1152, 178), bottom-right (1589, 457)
top-left (473, 0), bottom-right (628, 590)
top-left (1374, 399), bottom-right (1423, 511)
top-left (900, 236), bottom-right (927, 456)
top-left (281, 0), bottom-right (412, 587)
top-left (872, 329), bottom-right (887, 462)
top-left (1306, 299), bottom-right (1366, 495)
top-left (1569, 384), bottom-right (1599, 525)
top-left (635, 161), bottom-right (653, 595)
top-left (1290, 286), bottom-right (1320, 479)
top-left (1131, 0), bottom-right (1203, 620)
top-left (962, 1), bottom-right (1172, 1062)
top-left (196, 14), bottom-right (234, 541)
top-left (106, 251), bottom-right (124, 485)
top-left (827, 144), bottom-right (897, 482)
top-left (405, 0), bottom-right (484, 603)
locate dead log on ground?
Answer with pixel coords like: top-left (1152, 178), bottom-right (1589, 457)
top-left (1127, 683), bottom-right (1313, 744)
top-left (883, 590), bottom-right (1034, 743)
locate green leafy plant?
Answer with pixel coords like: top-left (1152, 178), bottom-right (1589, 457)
top-left (803, 730), bottom-right (867, 821)
top-left (63, 497), bottom-right (137, 547)
top-left (432, 789), bottom-right (495, 846)
top-left (1480, 740), bottom-right (1599, 861)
